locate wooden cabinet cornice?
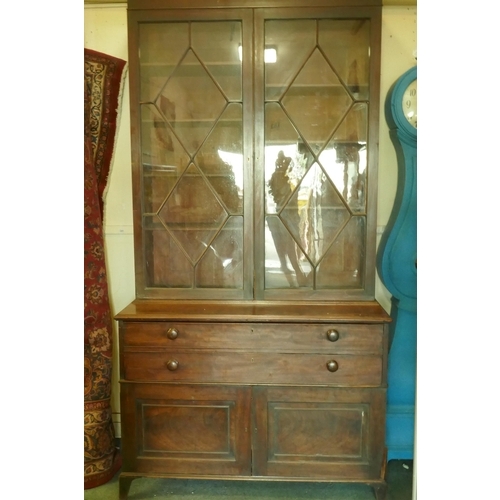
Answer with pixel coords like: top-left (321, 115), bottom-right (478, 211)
top-left (127, 0), bottom-right (384, 9)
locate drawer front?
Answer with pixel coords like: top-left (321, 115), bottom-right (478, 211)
top-left (122, 350), bottom-right (383, 387)
top-left (121, 322), bottom-right (384, 354)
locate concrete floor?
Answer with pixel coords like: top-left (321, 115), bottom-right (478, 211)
top-left (84, 460), bottom-right (413, 500)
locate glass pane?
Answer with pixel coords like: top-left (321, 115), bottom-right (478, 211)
top-left (196, 103), bottom-right (243, 214)
top-left (316, 216), bottom-right (365, 289)
top-left (265, 215), bottom-right (311, 289)
top-left (282, 49), bottom-right (352, 153)
top-left (192, 21), bottom-right (242, 101)
top-left (141, 103), bottom-right (191, 213)
top-left (160, 50), bottom-right (227, 156)
top-left (319, 19), bottom-right (371, 100)
top-left (144, 216), bottom-right (192, 288)
top-left (334, 101), bottom-right (368, 144)
top-left (139, 23), bottom-right (189, 102)
top-left (265, 20), bottom-right (316, 101)
top-left (265, 147), bottom-right (313, 290)
top-left (295, 163), bottom-right (350, 266)
top-left (264, 104), bottom-right (316, 215)
top-left (196, 216), bottom-right (244, 288)
top-left (320, 103), bottom-right (368, 213)
top-left (158, 164), bottom-right (228, 264)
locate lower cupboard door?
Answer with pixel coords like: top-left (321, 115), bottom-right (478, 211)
top-left (121, 383), bottom-right (252, 476)
top-left (252, 386), bottom-right (386, 480)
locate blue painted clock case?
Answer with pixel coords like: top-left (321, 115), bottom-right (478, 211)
top-left (377, 65), bottom-right (417, 460)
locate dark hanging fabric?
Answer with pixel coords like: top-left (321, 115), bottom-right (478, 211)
top-left (84, 48), bottom-right (126, 489)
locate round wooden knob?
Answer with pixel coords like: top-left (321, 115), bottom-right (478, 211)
top-left (326, 329), bottom-right (340, 342)
top-left (166, 327), bottom-right (179, 340)
top-left (326, 360), bottom-right (339, 372)
top-left (166, 360), bottom-right (179, 371)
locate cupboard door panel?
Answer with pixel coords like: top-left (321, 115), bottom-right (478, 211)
top-left (252, 386), bottom-right (386, 479)
top-left (121, 383), bottom-right (252, 476)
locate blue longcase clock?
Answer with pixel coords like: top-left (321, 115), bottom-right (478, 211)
top-left (377, 65), bottom-right (417, 460)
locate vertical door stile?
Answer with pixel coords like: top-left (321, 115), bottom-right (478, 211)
top-left (242, 9), bottom-right (256, 299)
top-left (365, 7), bottom-right (382, 298)
top-left (128, 11), bottom-right (146, 295)
top-left (253, 9), bottom-right (266, 299)
top-left (250, 385), bottom-right (265, 476)
top-left (250, 385), bottom-right (256, 475)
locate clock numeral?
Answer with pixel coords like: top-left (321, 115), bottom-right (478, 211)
top-left (405, 99), bottom-right (412, 108)
top-left (409, 89), bottom-right (416, 97)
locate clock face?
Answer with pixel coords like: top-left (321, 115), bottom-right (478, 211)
top-left (402, 79), bottom-right (417, 128)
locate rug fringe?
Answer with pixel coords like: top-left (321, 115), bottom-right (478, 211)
top-left (102, 62), bottom-right (129, 230)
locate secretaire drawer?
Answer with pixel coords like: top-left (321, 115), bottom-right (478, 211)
top-left (120, 322), bottom-right (384, 354)
top-left (122, 350), bottom-right (383, 387)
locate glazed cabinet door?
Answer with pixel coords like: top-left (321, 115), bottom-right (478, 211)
top-left (128, 9), bottom-right (254, 300)
top-left (252, 386), bottom-right (386, 480)
top-left (256, 9), bottom-right (381, 301)
top-left (120, 383), bottom-right (252, 476)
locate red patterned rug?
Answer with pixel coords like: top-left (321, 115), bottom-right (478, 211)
top-left (84, 48), bottom-right (126, 489)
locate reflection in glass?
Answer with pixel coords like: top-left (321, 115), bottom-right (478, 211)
top-left (263, 142), bottom-right (364, 290)
top-left (321, 103), bottom-right (368, 213)
top-left (266, 151), bottom-right (310, 288)
top-left (320, 142), bottom-right (367, 214)
top-left (296, 163), bottom-right (350, 266)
